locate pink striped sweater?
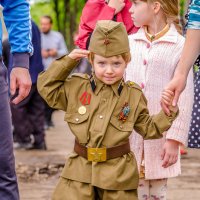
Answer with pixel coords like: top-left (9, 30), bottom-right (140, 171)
top-left (125, 24), bottom-right (194, 179)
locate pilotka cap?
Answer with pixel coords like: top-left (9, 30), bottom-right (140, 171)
top-left (88, 20), bottom-right (130, 57)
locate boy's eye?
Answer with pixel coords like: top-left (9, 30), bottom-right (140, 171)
top-left (113, 62), bottom-right (121, 66)
top-left (98, 62), bottom-right (105, 66)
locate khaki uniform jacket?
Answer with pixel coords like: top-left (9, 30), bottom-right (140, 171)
top-left (37, 55), bottom-right (178, 190)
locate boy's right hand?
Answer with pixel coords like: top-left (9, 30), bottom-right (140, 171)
top-left (161, 89), bottom-right (178, 116)
top-left (108, 0), bottom-right (125, 14)
top-left (68, 49), bottom-right (90, 61)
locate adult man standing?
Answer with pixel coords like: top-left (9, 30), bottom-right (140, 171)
top-left (10, 21), bottom-right (46, 150)
top-left (0, 0), bottom-right (32, 199)
top-left (40, 15), bottom-right (68, 128)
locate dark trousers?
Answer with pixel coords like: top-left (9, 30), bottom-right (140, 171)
top-left (11, 84), bottom-right (45, 145)
top-left (45, 101), bottom-right (55, 123)
top-left (0, 63), bottom-right (19, 200)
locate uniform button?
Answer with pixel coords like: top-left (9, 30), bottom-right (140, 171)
top-left (99, 115), bottom-right (103, 119)
top-left (75, 118), bottom-right (79, 122)
top-left (120, 125), bottom-right (123, 129)
top-left (146, 43), bottom-right (150, 48)
top-left (102, 99), bottom-right (107, 103)
top-left (143, 59), bottom-right (147, 65)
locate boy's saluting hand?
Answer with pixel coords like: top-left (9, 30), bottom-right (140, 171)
top-left (108, 0), bottom-right (125, 14)
top-left (68, 49), bottom-right (90, 61)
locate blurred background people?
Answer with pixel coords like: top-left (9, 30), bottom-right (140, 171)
top-left (40, 15), bottom-right (68, 129)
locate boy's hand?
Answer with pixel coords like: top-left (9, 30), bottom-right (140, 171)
top-left (161, 139), bottom-right (180, 168)
top-left (108, 0), bottom-right (125, 14)
top-left (161, 89), bottom-right (178, 116)
top-left (68, 49), bottom-right (90, 61)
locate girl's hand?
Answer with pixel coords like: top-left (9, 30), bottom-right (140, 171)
top-left (161, 139), bottom-right (180, 168)
top-left (68, 49), bottom-right (90, 61)
top-left (161, 89), bottom-right (178, 115)
top-left (108, 0), bottom-right (125, 14)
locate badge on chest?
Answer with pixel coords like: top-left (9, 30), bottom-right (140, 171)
top-left (78, 91), bottom-right (91, 115)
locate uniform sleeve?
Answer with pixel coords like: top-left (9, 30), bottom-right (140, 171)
top-left (37, 56), bottom-right (78, 111)
top-left (75, 1), bottom-right (115, 49)
top-left (134, 94), bottom-right (179, 140)
top-left (2, 0), bottom-right (33, 68)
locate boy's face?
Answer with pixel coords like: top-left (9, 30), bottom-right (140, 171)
top-left (129, 0), bottom-right (154, 27)
top-left (92, 54), bottom-right (126, 85)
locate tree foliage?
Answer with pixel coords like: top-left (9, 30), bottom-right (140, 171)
top-left (51, 0), bottom-right (87, 49)
top-left (31, 0), bottom-right (86, 50)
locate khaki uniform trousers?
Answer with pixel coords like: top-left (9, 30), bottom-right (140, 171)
top-left (52, 177), bottom-right (138, 200)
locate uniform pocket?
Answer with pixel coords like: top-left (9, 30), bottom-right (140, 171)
top-left (110, 116), bottom-right (133, 132)
top-left (64, 112), bottom-right (89, 143)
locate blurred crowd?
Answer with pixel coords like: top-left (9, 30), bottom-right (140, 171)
top-left (2, 15), bottom-right (91, 151)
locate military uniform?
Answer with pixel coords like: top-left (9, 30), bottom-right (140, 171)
top-left (37, 21), bottom-right (178, 200)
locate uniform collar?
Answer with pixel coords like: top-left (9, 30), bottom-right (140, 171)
top-left (90, 74), bottom-right (124, 97)
top-left (131, 24), bottom-right (178, 44)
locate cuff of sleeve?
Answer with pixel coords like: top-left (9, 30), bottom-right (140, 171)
top-left (166, 124), bottom-right (189, 146)
top-left (12, 53), bottom-right (30, 69)
top-left (156, 109), bottom-right (179, 132)
top-left (166, 130), bottom-right (188, 146)
top-left (60, 55), bottom-right (78, 67)
top-left (165, 109), bottom-right (179, 123)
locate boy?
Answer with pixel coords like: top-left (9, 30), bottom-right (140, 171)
top-left (37, 20), bottom-right (178, 200)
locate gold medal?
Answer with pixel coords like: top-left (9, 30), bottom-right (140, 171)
top-left (78, 106), bottom-right (87, 115)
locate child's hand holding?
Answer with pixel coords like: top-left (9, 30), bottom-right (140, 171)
top-left (161, 89), bottom-right (178, 116)
top-left (68, 49), bottom-right (90, 61)
top-left (108, 0), bottom-right (125, 14)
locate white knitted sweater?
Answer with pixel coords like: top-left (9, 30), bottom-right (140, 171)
top-left (125, 24), bottom-right (194, 179)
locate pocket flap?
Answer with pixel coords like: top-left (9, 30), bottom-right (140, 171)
top-left (110, 116), bottom-right (133, 132)
top-left (64, 112), bottom-right (89, 124)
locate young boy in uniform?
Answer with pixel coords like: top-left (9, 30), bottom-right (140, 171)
top-left (37, 20), bottom-right (178, 200)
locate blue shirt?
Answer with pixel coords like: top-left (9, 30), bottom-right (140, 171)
top-left (188, 0), bottom-right (200, 29)
top-left (0, 0), bottom-right (33, 68)
top-left (8, 21), bottom-right (44, 83)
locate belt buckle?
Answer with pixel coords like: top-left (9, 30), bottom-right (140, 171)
top-left (87, 147), bottom-right (107, 162)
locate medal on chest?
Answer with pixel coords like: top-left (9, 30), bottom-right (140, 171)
top-left (78, 92), bottom-right (91, 115)
top-left (119, 102), bottom-right (130, 122)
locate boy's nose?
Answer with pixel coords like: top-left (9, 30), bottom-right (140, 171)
top-left (106, 66), bottom-right (113, 74)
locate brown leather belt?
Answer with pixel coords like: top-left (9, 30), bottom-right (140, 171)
top-left (74, 140), bottom-right (130, 162)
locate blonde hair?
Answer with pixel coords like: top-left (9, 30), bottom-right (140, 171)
top-left (140, 0), bottom-right (182, 34)
top-left (88, 52), bottom-right (131, 64)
